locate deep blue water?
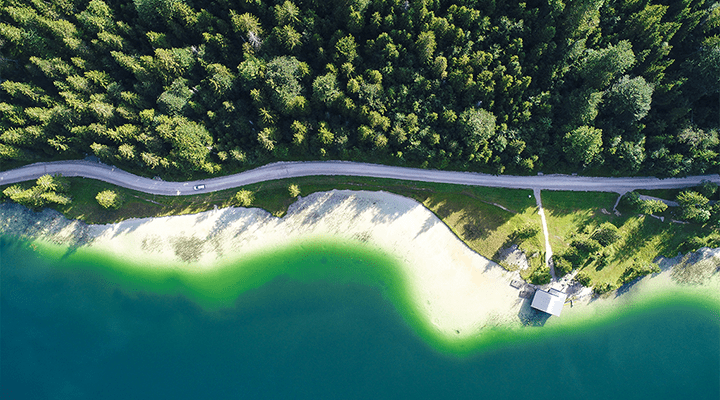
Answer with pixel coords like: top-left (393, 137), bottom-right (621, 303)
top-left (1, 237), bottom-right (719, 400)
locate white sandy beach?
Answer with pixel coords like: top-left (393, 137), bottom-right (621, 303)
top-left (93, 190), bottom-right (529, 338)
top-left (2, 190), bottom-right (719, 341)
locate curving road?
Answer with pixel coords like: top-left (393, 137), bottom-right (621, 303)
top-left (1, 160), bottom-right (719, 195)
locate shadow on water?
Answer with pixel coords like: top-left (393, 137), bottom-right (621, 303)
top-left (516, 296), bottom-right (552, 327)
top-left (613, 273), bottom-right (657, 297)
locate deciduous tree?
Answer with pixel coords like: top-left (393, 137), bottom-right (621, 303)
top-left (96, 189), bottom-right (122, 209)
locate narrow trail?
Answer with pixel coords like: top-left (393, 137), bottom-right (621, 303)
top-left (533, 188), bottom-right (555, 281)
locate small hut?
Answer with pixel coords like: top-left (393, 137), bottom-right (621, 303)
top-left (530, 288), bottom-right (567, 316)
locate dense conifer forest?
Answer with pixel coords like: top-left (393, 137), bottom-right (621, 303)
top-left (1, 0), bottom-right (718, 177)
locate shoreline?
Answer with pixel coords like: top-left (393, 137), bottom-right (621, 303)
top-left (1, 190), bottom-right (719, 344)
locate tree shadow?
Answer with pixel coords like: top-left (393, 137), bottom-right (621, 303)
top-left (414, 213), bottom-right (440, 239)
top-left (609, 217), bottom-right (654, 265)
top-left (614, 276), bottom-right (644, 297)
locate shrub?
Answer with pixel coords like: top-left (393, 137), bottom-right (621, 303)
top-left (593, 282), bottom-right (613, 295)
top-left (709, 203), bottom-right (720, 227)
top-left (676, 191), bottom-right (711, 223)
top-left (96, 190), bottom-right (122, 209)
top-left (571, 237), bottom-right (602, 254)
top-left (621, 191), bottom-right (668, 214)
top-left (591, 222), bottom-right (622, 246)
top-left (552, 255), bottom-right (573, 277)
top-left (529, 265), bottom-right (552, 285)
top-left (679, 236), bottom-right (706, 253)
top-left (594, 251), bottom-right (610, 270)
top-left (638, 199), bottom-right (667, 215)
top-left (620, 191), bottom-right (641, 209)
top-left (705, 234), bottom-right (720, 248)
top-left (699, 180), bottom-right (718, 198)
top-left (513, 222), bottom-right (540, 241)
top-left (574, 271), bottom-right (591, 286)
top-left (617, 263), bottom-right (660, 285)
top-left (561, 246), bottom-right (584, 267)
top-left (3, 174), bottom-right (71, 209)
top-left (288, 184), bottom-right (301, 197)
top-left (234, 189), bottom-right (255, 207)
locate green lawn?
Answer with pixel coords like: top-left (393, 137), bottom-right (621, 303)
top-left (542, 190), bottom-right (620, 255)
top-left (543, 189), bottom-right (718, 290)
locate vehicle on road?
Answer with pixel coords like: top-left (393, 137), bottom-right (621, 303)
top-left (193, 184), bottom-right (205, 191)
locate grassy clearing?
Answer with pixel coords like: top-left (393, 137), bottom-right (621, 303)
top-left (542, 190), bottom-right (620, 255)
top-left (543, 189), bottom-right (718, 290)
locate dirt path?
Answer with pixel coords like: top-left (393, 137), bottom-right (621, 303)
top-left (534, 188), bottom-right (555, 280)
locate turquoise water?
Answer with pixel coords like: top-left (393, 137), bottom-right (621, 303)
top-left (1, 236), bottom-right (719, 399)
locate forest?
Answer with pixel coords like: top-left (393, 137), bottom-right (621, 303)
top-left (0, 0), bottom-right (718, 178)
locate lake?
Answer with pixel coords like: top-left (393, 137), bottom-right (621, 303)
top-left (2, 235), bottom-right (718, 399)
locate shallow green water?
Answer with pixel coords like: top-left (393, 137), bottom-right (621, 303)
top-left (1, 235), bottom-right (718, 399)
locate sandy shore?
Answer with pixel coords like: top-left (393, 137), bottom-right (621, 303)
top-left (2, 190), bottom-right (719, 340)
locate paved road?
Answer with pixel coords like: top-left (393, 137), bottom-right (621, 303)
top-left (1, 160), bottom-right (719, 195)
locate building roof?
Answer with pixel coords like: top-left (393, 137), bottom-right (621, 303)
top-left (531, 288), bottom-right (567, 316)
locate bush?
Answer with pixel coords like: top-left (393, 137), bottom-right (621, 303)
top-left (591, 222), bottom-right (622, 246)
top-left (638, 199), bottom-right (668, 215)
top-left (679, 236), bottom-right (706, 253)
top-left (3, 174), bottom-right (71, 209)
top-left (561, 246), bottom-right (584, 266)
top-left (574, 271), bottom-right (591, 286)
top-left (621, 191), bottom-right (667, 214)
top-left (676, 191), bottom-right (711, 223)
top-left (552, 255), bottom-right (573, 277)
top-left (513, 222), bottom-right (540, 241)
top-left (288, 184), bottom-right (301, 197)
top-left (620, 191), bottom-right (641, 209)
top-left (699, 180), bottom-right (718, 198)
top-left (617, 263), bottom-right (660, 285)
top-left (571, 237), bottom-right (602, 254)
top-left (234, 189), bottom-right (255, 207)
top-left (705, 235), bottom-right (720, 248)
top-left (529, 265), bottom-right (552, 285)
top-left (594, 251), bottom-right (610, 270)
top-left (709, 203), bottom-right (720, 227)
top-left (96, 190), bottom-right (122, 209)
top-left (593, 282), bottom-right (613, 295)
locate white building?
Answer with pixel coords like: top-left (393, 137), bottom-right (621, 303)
top-left (531, 288), bottom-right (567, 316)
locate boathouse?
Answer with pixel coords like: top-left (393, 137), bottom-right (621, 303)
top-left (530, 288), bottom-right (567, 316)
